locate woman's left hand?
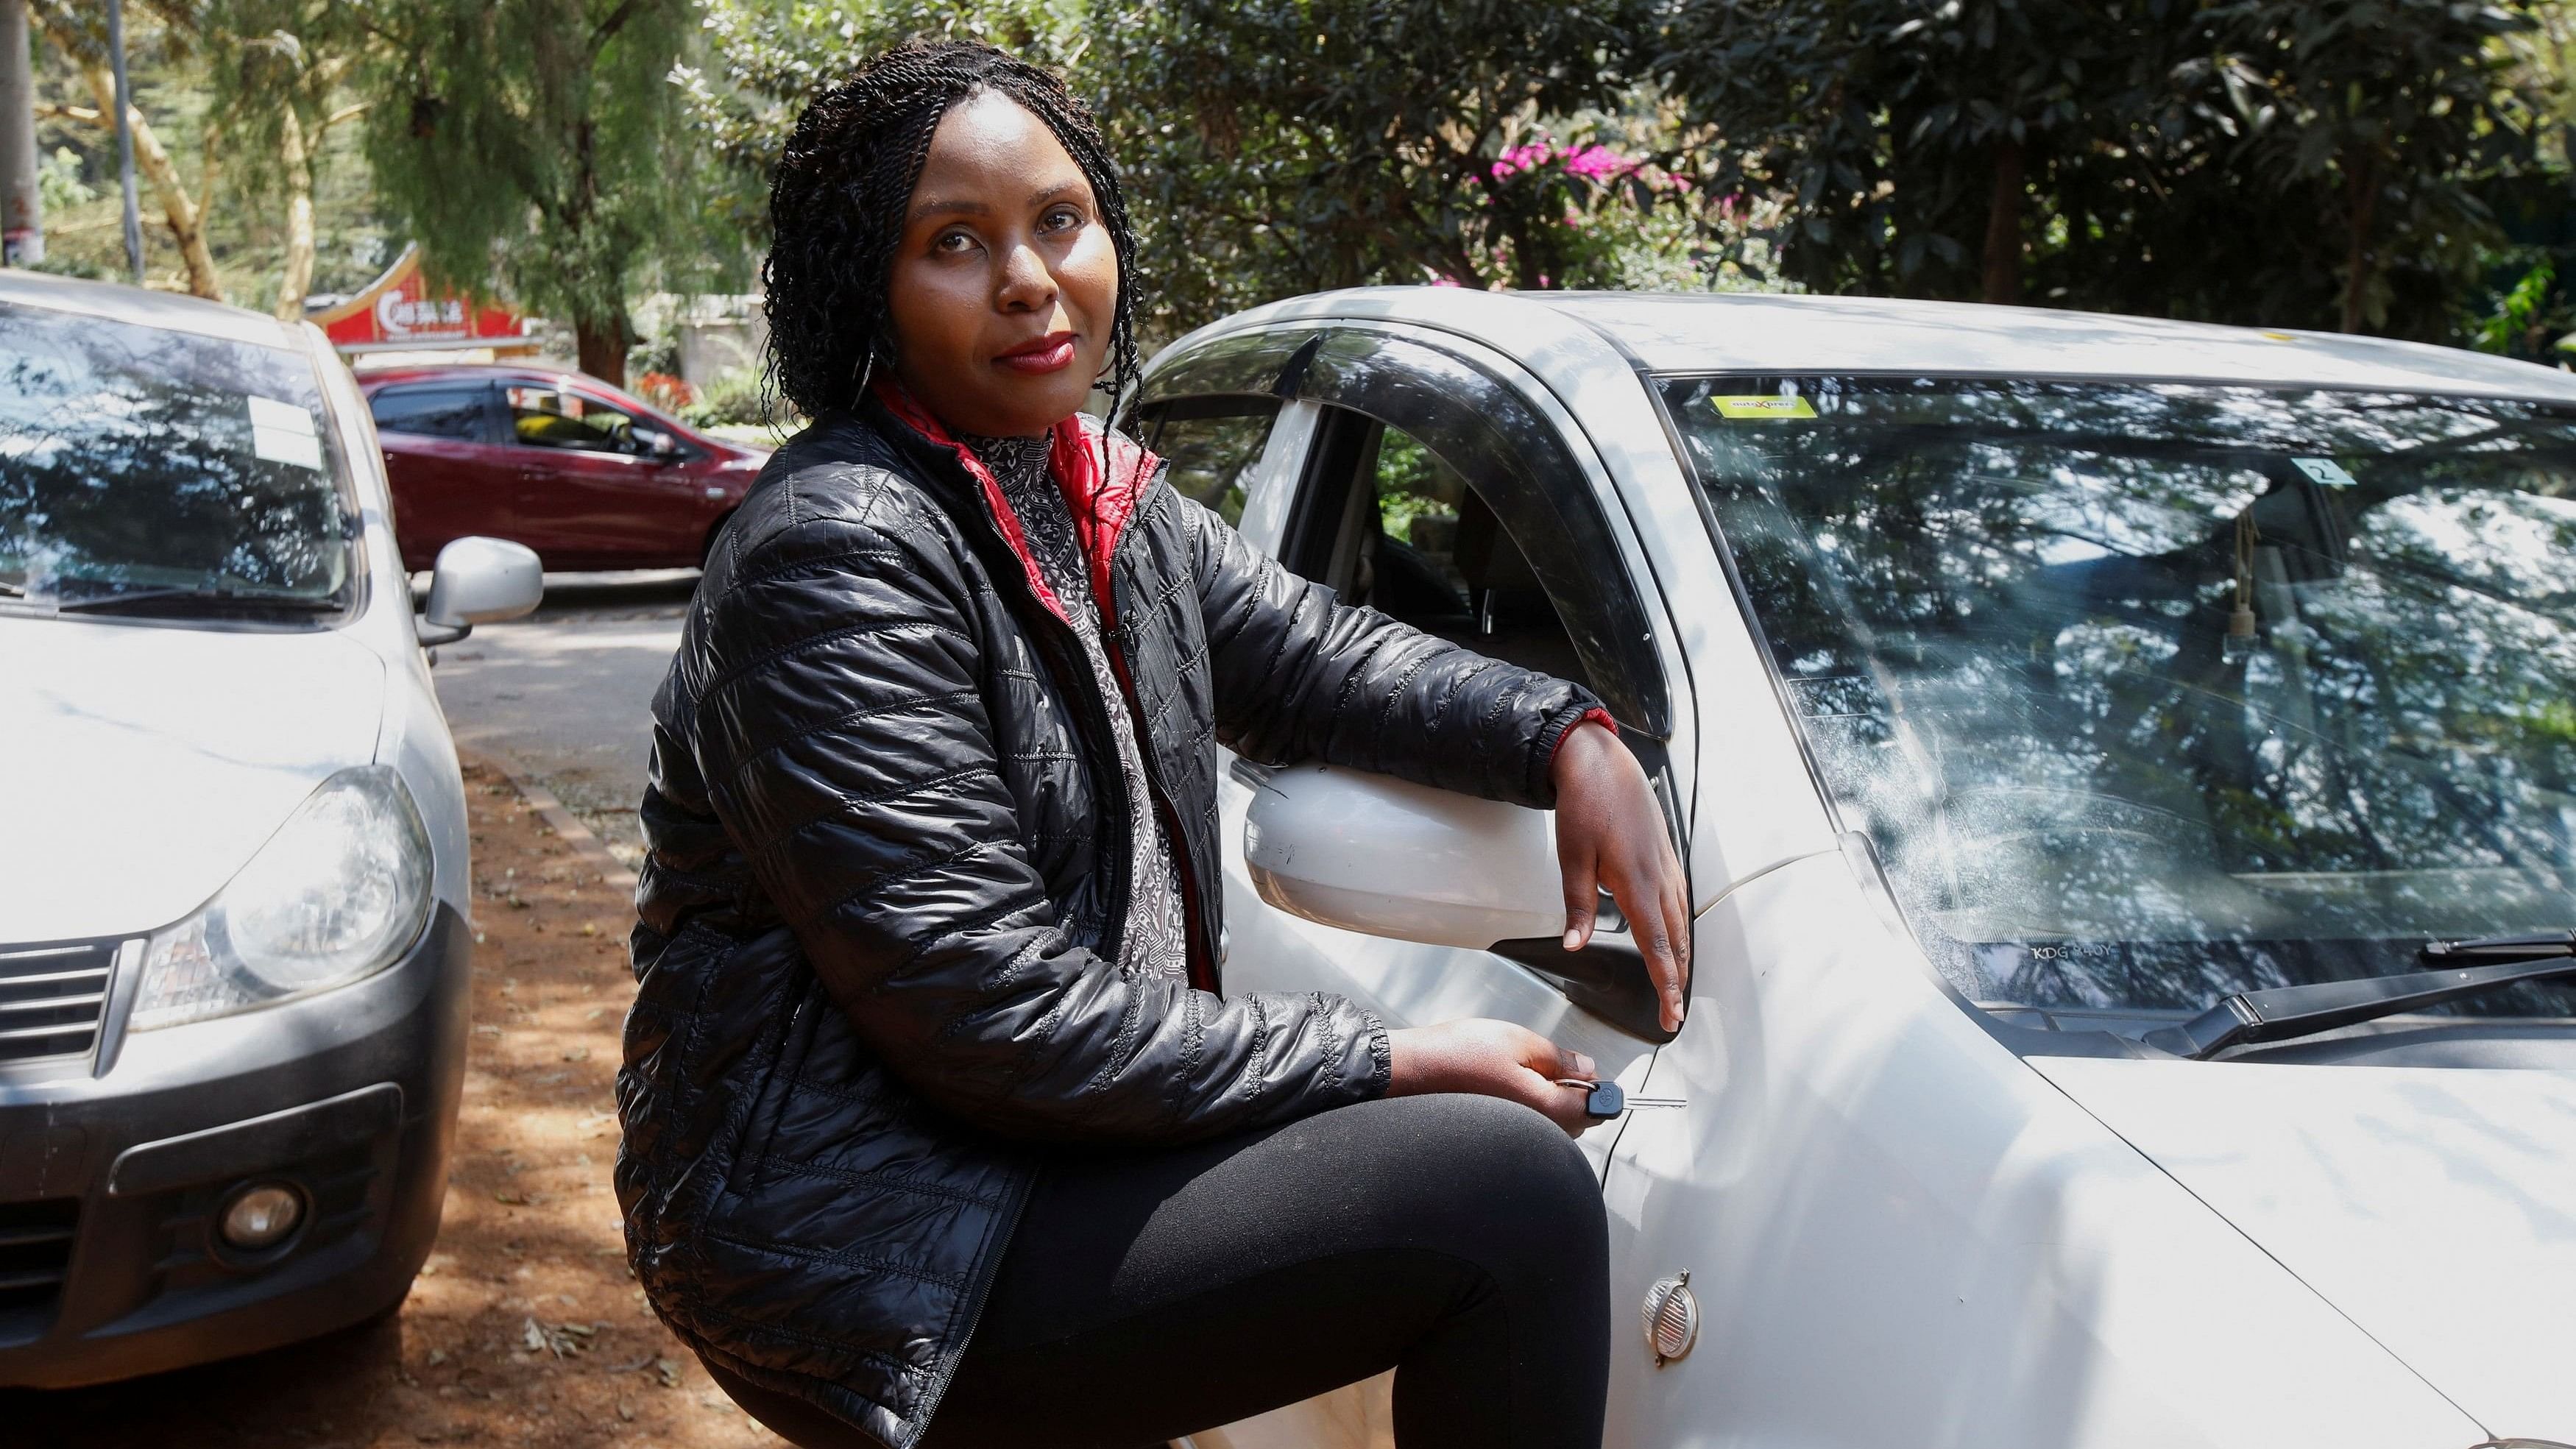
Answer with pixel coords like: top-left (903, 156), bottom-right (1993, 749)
top-left (1551, 720), bottom-right (1691, 1032)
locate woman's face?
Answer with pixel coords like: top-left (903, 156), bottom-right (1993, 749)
top-left (885, 88), bottom-right (1118, 438)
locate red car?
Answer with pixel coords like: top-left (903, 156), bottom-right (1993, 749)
top-left (359, 364), bottom-right (771, 572)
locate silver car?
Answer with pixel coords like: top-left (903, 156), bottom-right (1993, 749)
top-left (0, 272), bottom-right (537, 1385)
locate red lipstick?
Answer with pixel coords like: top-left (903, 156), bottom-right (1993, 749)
top-left (995, 330), bottom-right (1078, 375)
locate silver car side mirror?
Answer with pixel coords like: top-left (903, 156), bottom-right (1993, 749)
top-left (1243, 762), bottom-right (1566, 948)
top-left (417, 535), bottom-right (542, 647)
top-left (1244, 761), bottom-right (1683, 1042)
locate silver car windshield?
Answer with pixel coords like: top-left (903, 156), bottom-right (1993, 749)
top-left (1663, 374), bottom-right (2576, 1021)
top-left (0, 298), bottom-right (353, 621)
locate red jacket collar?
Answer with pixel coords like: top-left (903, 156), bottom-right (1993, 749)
top-left (871, 381), bottom-right (1161, 628)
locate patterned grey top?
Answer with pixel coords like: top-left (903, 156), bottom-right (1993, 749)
top-left (963, 432), bottom-right (1192, 984)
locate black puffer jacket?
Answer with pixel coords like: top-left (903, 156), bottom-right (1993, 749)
top-left (616, 393), bottom-right (1604, 1449)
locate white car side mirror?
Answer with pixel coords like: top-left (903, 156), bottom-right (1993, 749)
top-left (418, 535), bottom-right (542, 646)
top-left (1243, 762), bottom-right (1567, 948)
top-left (1244, 761), bottom-right (1683, 1041)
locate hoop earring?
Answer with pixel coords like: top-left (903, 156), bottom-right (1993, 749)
top-left (850, 347), bottom-right (875, 403)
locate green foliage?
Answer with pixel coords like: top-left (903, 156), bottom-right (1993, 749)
top-left (353, 0), bottom-right (741, 374)
top-left (26, 0), bottom-right (394, 307)
top-left (681, 364), bottom-right (777, 428)
top-left (2474, 256), bottom-right (2561, 353)
top-left (35, 148), bottom-right (93, 212)
top-left (193, 0), bottom-right (360, 206)
top-left (676, 0), bottom-right (1088, 238)
top-left (1099, 0), bottom-right (1710, 334)
top-left (1660, 0), bottom-right (2543, 336)
top-left (681, 0), bottom-right (1736, 347)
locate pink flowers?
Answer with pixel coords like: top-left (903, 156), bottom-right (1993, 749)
top-left (1560, 144), bottom-right (1634, 180)
top-left (1489, 141), bottom-right (1557, 180)
top-left (1486, 136), bottom-right (1661, 189)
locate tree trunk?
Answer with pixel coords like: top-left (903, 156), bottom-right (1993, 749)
top-left (2339, 152), bottom-right (2379, 334)
top-left (68, 56), bottom-right (222, 300)
top-left (1981, 135), bottom-right (2025, 305)
top-left (272, 106), bottom-right (316, 322)
top-left (576, 316), bottom-right (628, 388)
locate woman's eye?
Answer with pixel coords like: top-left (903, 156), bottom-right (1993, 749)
top-left (1041, 207), bottom-right (1083, 233)
top-left (935, 230), bottom-right (976, 254)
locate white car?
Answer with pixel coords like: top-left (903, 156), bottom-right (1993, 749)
top-left (1133, 288), bottom-right (2576, 1448)
top-left (0, 272), bottom-right (537, 1384)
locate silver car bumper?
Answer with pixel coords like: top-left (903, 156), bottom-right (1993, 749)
top-left (0, 903), bottom-right (470, 1388)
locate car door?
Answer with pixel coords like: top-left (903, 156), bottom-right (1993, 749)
top-left (1140, 327), bottom-right (1683, 1169)
top-left (369, 380), bottom-right (510, 572)
top-left (500, 381), bottom-right (707, 567)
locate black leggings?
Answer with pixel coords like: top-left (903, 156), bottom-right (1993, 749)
top-left (704, 1093), bottom-right (1610, 1449)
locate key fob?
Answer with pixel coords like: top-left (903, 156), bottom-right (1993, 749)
top-left (1558, 1079), bottom-right (1624, 1118)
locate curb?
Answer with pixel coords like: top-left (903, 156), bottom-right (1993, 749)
top-left (458, 747), bottom-right (641, 896)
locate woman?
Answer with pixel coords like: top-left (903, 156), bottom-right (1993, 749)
top-left (618, 39), bottom-right (1691, 1449)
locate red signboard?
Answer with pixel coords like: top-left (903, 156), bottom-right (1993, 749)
top-left (311, 244), bottom-right (530, 354)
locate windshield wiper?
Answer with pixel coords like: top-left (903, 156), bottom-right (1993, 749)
top-left (2142, 931), bottom-right (2576, 1059)
top-left (51, 587), bottom-right (343, 616)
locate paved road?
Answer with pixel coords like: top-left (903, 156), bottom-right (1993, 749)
top-left (431, 570), bottom-right (696, 868)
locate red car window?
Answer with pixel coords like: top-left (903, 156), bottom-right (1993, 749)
top-left (504, 384), bottom-right (642, 454)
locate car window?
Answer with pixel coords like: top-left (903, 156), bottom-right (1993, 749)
top-left (0, 298), bottom-right (353, 620)
top-left (1142, 327), bottom-right (1669, 735)
top-left (1314, 414), bottom-right (1593, 691)
top-left (369, 384), bottom-right (486, 441)
top-left (505, 384), bottom-right (640, 454)
top-left (1663, 372), bottom-right (2576, 1019)
top-left (1139, 397), bottom-right (1277, 527)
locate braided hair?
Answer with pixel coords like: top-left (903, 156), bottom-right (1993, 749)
top-left (763, 40), bottom-right (1142, 423)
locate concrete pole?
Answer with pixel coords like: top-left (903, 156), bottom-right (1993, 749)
top-left (0, 0), bottom-right (40, 266)
top-left (105, 0), bottom-right (142, 283)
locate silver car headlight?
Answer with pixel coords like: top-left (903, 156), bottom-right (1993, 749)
top-left (131, 765), bottom-right (434, 1031)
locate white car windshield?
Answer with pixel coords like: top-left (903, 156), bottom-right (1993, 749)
top-left (1664, 374), bottom-right (2576, 1022)
top-left (0, 299), bottom-right (353, 622)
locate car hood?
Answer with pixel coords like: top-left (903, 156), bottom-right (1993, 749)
top-left (0, 619), bottom-right (385, 943)
top-left (2034, 1055), bottom-right (2576, 1438)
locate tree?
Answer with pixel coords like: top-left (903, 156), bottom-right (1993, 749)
top-left (1656, 0), bottom-right (2148, 304)
top-left (28, 0), bottom-right (223, 299)
top-left (1100, 0), bottom-right (1685, 334)
top-left (2190, 1), bottom-right (2539, 335)
top-left (355, 0), bottom-right (734, 384)
top-left (1660, 0), bottom-right (2541, 336)
top-left (682, 0), bottom-right (1716, 345)
top-left (676, 0), bottom-right (1085, 244)
top-left (194, 0), bottom-right (373, 319)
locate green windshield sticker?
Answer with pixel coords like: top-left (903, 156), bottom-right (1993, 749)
top-left (1711, 394), bottom-right (1818, 420)
top-left (2291, 457), bottom-right (2357, 488)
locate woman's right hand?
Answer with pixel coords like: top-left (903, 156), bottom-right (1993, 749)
top-left (1386, 1020), bottom-right (1599, 1134)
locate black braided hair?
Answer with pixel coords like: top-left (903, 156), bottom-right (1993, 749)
top-left (762, 40), bottom-right (1142, 425)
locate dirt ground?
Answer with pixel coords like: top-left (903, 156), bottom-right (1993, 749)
top-left (1, 763), bottom-right (785, 1449)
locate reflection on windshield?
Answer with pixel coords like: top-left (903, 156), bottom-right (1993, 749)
top-left (1666, 375), bottom-right (2576, 1019)
top-left (0, 299), bottom-right (352, 619)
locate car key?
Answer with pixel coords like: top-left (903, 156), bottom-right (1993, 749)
top-left (1558, 1080), bottom-right (1686, 1117)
